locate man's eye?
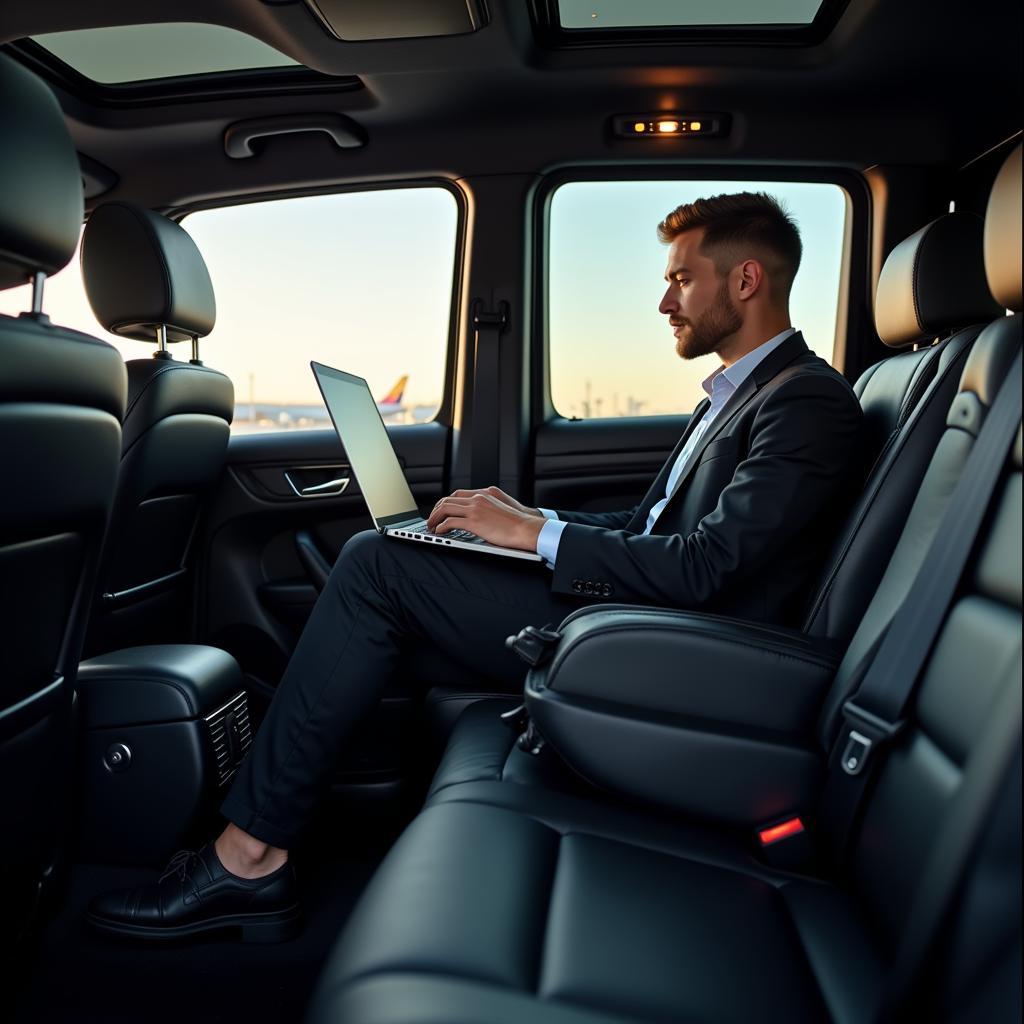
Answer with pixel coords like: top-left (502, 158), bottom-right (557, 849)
top-left (676, 279), bottom-right (689, 288)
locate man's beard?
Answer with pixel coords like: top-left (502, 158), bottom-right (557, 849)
top-left (675, 279), bottom-right (743, 360)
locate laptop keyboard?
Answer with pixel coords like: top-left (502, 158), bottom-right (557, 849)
top-left (406, 524), bottom-right (481, 542)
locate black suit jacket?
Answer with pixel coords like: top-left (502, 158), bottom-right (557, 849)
top-left (551, 332), bottom-right (865, 626)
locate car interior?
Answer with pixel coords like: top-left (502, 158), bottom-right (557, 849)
top-left (1, 1), bottom-right (1021, 1021)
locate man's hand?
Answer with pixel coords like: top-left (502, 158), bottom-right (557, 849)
top-left (432, 486), bottom-right (543, 519)
top-left (426, 487), bottom-right (546, 552)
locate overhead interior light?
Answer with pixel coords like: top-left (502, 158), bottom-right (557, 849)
top-left (612, 114), bottom-right (725, 139)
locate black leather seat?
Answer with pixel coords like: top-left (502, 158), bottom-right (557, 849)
top-left (427, 209), bottom-right (1003, 794)
top-left (79, 203), bottom-right (234, 654)
top-left (306, 144), bottom-right (1021, 1023)
top-left (0, 55), bottom-right (126, 937)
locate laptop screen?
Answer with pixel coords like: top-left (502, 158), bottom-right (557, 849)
top-left (311, 363), bottom-right (419, 525)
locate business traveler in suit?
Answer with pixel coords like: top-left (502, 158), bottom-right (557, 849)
top-left (88, 191), bottom-right (864, 941)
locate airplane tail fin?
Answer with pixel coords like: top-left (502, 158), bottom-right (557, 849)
top-left (378, 375), bottom-right (409, 405)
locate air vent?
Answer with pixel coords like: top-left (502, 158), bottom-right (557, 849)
top-left (204, 691), bottom-right (253, 787)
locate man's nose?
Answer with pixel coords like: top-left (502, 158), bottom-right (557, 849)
top-left (659, 287), bottom-right (677, 315)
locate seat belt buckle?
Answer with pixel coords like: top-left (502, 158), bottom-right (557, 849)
top-left (838, 700), bottom-right (904, 777)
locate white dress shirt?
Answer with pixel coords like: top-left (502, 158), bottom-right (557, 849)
top-left (536, 327), bottom-right (798, 567)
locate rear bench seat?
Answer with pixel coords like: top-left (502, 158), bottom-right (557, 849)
top-left (428, 209), bottom-right (1001, 799)
top-left (307, 146), bottom-right (1022, 1023)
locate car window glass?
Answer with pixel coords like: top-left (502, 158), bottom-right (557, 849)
top-left (0, 186), bottom-right (458, 433)
top-left (547, 179), bottom-right (848, 419)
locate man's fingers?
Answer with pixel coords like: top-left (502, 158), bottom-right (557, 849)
top-left (435, 514), bottom-right (471, 535)
top-left (427, 496), bottom-right (471, 529)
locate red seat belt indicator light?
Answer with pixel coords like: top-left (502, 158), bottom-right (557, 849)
top-left (758, 817), bottom-right (805, 846)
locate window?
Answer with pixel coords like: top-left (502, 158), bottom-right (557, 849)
top-left (0, 187), bottom-right (459, 433)
top-left (557, 0), bottom-right (825, 30)
top-left (31, 24), bottom-right (300, 84)
top-left (547, 179), bottom-right (848, 419)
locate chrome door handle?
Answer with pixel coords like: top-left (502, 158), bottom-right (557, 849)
top-left (284, 473), bottom-right (350, 498)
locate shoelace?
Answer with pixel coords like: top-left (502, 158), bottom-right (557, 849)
top-left (159, 849), bottom-right (199, 883)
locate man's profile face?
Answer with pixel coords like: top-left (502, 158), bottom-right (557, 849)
top-left (658, 228), bottom-right (742, 361)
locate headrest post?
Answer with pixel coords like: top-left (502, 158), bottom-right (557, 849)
top-left (30, 271), bottom-right (46, 314)
top-left (154, 324), bottom-right (171, 359)
top-left (190, 335), bottom-right (203, 365)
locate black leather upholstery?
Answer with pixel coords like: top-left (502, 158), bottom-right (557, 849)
top-left (81, 203), bottom-right (216, 342)
top-left (874, 212), bottom-right (1003, 347)
top-left (804, 323), bottom-right (978, 641)
top-left (309, 332), bottom-right (1021, 1024)
top-left (76, 644), bottom-right (244, 728)
top-left (522, 606), bottom-right (839, 824)
top-left (80, 204), bottom-right (233, 655)
top-left (121, 358), bottom-right (234, 452)
top-left (0, 55), bottom-right (83, 289)
top-left (817, 312), bottom-right (1021, 747)
top-left (0, 55), bottom-right (126, 938)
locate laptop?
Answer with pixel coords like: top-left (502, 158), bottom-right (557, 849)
top-left (311, 362), bottom-right (543, 562)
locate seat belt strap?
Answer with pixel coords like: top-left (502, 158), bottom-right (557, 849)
top-left (823, 347), bottom-right (1022, 852)
top-left (470, 298), bottom-right (510, 487)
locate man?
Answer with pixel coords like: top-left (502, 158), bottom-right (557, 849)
top-left (88, 192), bottom-right (864, 941)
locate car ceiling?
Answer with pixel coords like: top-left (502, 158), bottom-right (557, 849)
top-left (0, 0), bottom-right (1021, 211)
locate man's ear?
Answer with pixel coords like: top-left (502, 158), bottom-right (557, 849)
top-left (735, 258), bottom-right (765, 302)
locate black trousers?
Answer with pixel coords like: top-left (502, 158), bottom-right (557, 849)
top-left (221, 529), bottom-right (579, 848)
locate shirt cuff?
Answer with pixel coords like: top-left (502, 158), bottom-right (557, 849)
top-left (537, 508), bottom-right (559, 520)
top-left (536, 518), bottom-right (568, 568)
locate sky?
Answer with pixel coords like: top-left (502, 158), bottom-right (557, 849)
top-left (0, 179), bottom-right (847, 425)
top-left (549, 180), bottom-right (847, 416)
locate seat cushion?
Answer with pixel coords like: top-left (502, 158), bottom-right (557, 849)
top-left (309, 783), bottom-right (884, 1024)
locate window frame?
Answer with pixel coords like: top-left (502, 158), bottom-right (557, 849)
top-left (171, 178), bottom-right (468, 430)
top-left (530, 164), bottom-right (870, 426)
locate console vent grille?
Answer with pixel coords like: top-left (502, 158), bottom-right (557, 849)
top-left (204, 691), bottom-right (253, 787)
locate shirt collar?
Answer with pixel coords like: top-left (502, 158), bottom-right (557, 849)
top-left (701, 327), bottom-right (798, 398)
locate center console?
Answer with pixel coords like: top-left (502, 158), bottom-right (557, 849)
top-left (74, 644), bottom-right (252, 865)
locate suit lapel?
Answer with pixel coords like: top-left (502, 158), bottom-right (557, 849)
top-left (664, 331), bottom-right (809, 504)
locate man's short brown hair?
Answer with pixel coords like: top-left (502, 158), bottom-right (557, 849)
top-left (657, 191), bottom-right (802, 301)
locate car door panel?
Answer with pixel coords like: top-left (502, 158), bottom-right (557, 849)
top-left (532, 414), bottom-right (689, 512)
top-left (196, 422), bottom-right (448, 786)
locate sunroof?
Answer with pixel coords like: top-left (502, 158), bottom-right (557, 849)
top-left (558, 0), bottom-right (825, 29)
top-left (32, 23), bottom-right (301, 85)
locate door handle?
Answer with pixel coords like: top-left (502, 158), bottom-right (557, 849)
top-left (284, 473), bottom-right (350, 498)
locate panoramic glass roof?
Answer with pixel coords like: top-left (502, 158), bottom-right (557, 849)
top-left (558, 0), bottom-right (825, 29)
top-left (32, 23), bottom-right (300, 84)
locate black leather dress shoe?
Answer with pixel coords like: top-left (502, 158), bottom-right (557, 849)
top-left (87, 844), bottom-right (300, 943)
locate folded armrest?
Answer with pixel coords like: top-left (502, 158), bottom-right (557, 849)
top-left (524, 606), bottom-right (841, 826)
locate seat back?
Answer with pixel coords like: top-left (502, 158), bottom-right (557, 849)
top-left (80, 203), bottom-right (233, 654)
top-left (832, 145), bottom-right (1022, 1017)
top-left (0, 54), bottom-right (126, 928)
top-left (804, 211), bottom-right (1003, 642)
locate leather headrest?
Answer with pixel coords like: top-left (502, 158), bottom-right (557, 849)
top-left (82, 203), bottom-right (216, 342)
top-left (984, 144), bottom-right (1022, 312)
top-left (875, 212), bottom-right (1003, 348)
top-left (0, 55), bottom-right (83, 290)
